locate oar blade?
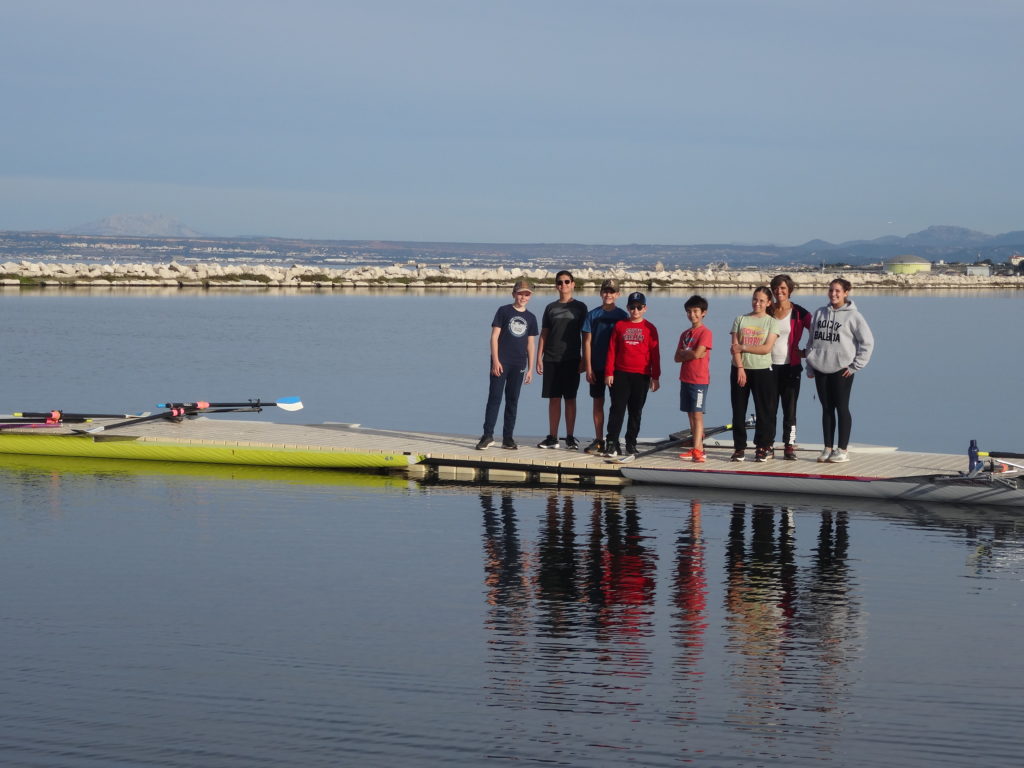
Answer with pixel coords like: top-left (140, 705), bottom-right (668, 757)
top-left (275, 396), bottom-right (303, 411)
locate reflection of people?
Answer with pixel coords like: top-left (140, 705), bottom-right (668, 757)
top-left (804, 278), bottom-right (875, 463)
top-left (769, 275), bottom-right (812, 460)
top-left (537, 494), bottom-right (579, 605)
top-left (675, 295), bottom-right (713, 463)
top-left (604, 292), bottom-right (661, 459)
top-left (729, 287), bottom-right (780, 462)
top-left (672, 500), bottom-right (708, 682)
top-left (581, 279), bottom-right (628, 455)
top-left (477, 278), bottom-right (539, 451)
top-left (536, 270), bottom-right (588, 450)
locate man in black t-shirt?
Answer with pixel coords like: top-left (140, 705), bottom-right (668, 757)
top-left (536, 270), bottom-right (587, 450)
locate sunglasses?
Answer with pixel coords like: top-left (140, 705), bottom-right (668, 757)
top-left (601, 288), bottom-right (618, 294)
top-left (556, 279), bottom-right (573, 285)
top-left (628, 304), bottom-right (645, 310)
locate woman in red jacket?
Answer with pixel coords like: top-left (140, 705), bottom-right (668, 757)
top-left (769, 274), bottom-right (813, 460)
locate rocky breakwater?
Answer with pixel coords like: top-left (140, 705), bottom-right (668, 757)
top-left (1, 260), bottom-right (1021, 290)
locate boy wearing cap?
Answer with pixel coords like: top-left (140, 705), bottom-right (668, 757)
top-left (581, 278), bottom-right (628, 454)
top-left (603, 292), bottom-right (661, 459)
top-left (476, 278), bottom-right (539, 451)
top-left (536, 270), bottom-right (588, 450)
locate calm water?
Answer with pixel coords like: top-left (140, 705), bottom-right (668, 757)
top-left (0, 288), bottom-right (1020, 453)
top-left (1, 462), bottom-right (1021, 767)
top-left (1, 289), bottom-right (1022, 767)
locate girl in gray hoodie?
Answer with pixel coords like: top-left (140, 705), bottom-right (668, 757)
top-left (804, 278), bottom-right (874, 463)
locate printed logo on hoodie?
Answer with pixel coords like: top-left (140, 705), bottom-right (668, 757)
top-left (813, 317), bottom-right (844, 343)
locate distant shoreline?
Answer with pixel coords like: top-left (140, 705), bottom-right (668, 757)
top-left (1, 261), bottom-right (1021, 291)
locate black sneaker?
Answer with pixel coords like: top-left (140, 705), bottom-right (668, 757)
top-left (475, 435), bottom-right (495, 451)
top-left (730, 449), bottom-right (746, 462)
top-left (564, 436), bottom-right (580, 451)
top-left (583, 438), bottom-right (604, 455)
top-left (783, 444), bottom-right (798, 460)
top-left (537, 435), bottom-right (559, 449)
top-left (501, 438), bottom-right (518, 450)
top-left (604, 439), bottom-right (622, 458)
top-left (755, 447), bottom-right (768, 462)
top-left (612, 443), bottom-right (637, 463)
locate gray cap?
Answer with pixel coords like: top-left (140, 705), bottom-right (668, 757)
top-left (513, 278), bottom-right (534, 292)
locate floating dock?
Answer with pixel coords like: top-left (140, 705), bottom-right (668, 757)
top-left (0, 418), bottom-right (1019, 506)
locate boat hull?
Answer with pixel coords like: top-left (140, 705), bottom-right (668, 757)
top-left (0, 433), bottom-right (419, 469)
top-left (620, 466), bottom-right (1024, 507)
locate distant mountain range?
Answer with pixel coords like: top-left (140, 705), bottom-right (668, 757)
top-left (67, 213), bottom-right (204, 238)
top-left (2, 216), bottom-right (1019, 269)
top-left (782, 225), bottom-right (1024, 266)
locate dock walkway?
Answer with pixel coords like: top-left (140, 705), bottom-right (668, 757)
top-left (92, 418), bottom-right (967, 486)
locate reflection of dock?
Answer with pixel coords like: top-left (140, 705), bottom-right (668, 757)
top-left (2, 418), bottom-right (1020, 505)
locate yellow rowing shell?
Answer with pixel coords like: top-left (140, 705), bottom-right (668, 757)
top-left (0, 433), bottom-right (420, 469)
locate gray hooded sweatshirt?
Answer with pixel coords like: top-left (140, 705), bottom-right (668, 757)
top-left (804, 299), bottom-right (874, 374)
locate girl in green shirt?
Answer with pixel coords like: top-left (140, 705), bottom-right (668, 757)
top-left (729, 287), bottom-right (781, 462)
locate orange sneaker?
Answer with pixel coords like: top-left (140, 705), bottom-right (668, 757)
top-left (692, 448), bottom-right (706, 463)
top-left (678, 449), bottom-right (696, 459)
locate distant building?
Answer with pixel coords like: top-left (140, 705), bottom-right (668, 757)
top-left (1009, 253), bottom-right (1023, 267)
top-left (883, 254), bottom-right (932, 274)
top-left (965, 264), bottom-right (991, 277)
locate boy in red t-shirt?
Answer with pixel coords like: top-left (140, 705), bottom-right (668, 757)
top-left (603, 292), bottom-right (660, 459)
top-left (674, 295), bottom-right (713, 463)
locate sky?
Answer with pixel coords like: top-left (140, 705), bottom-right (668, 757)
top-left (1, 0), bottom-right (1022, 245)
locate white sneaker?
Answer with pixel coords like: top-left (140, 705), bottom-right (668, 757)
top-left (817, 448), bottom-right (833, 463)
top-left (828, 449), bottom-right (850, 463)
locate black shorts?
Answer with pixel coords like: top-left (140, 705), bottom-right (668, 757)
top-left (589, 380), bottom-right (611, 399)
top-left (541, 359), bottom-right (582, 399)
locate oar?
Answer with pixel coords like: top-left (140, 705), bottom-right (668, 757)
top-left (1, 416), bottom-right (93, 425)
top-left (608, 419), bottom-right (750, 464)
top-left (79, 408), bottom-right (192, 434)
top-left (11, 410), bottom-right (151, 420)
top-left (980, 450), bottom-right (1024, 460)
top-left (81, 397), bottom-right (304, 434)
top-left (979, 451), bottom-right (1024, 472)
top-left (153, 399), bottom-right (301, 411)
top-left (0, 422), bottom-right (71, 431)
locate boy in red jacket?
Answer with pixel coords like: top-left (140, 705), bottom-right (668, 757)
top-left (603, 292), bottom-right (660, 459)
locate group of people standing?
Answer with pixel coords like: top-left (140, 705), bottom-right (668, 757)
top-left (477, 271), bottom-right (874, 464)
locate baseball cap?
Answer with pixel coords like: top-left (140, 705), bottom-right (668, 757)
top-left (600, 278), bottom-right (620, 293)
top-left (513, 278), bottom-right (534, 293)
top-left (627, 291), bottom-right (647, 306)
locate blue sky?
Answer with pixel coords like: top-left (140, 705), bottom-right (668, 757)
top-left (1, 0), bottom-right (1021, 245)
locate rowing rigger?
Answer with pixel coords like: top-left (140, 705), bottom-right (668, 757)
top-left (80, 397), bottom-right (304, 433)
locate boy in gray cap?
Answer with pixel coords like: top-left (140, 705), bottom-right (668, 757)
top-left (476, 278), bottom-right (539, 450)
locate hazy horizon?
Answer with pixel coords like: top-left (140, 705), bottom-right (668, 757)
top-left (2, 1), bottom-right (1022, 245)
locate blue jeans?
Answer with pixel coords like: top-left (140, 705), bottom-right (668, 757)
top-left (483, 364), bottom-right (527, 439)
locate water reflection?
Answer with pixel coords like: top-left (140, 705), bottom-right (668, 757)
top-left (670, 500), bottom-right (708, 724)
top-left (479, 490), bottom-right (874, 761)
top-left (481, 491), bottom-right (659, 722)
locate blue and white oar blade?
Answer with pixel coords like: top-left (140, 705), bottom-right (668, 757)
top-left (275, 396), bottom-right (303, 411)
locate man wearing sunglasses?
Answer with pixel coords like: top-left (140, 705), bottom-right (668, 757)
top-left (536, 270), bottom-right (588, 449)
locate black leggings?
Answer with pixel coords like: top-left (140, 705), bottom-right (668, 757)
top-left (730, 366), bottom-right (777, 450)
top-left (814, 370), bottom-right (855, 449)
top-left (774, 363), bottom-right (803, 446)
